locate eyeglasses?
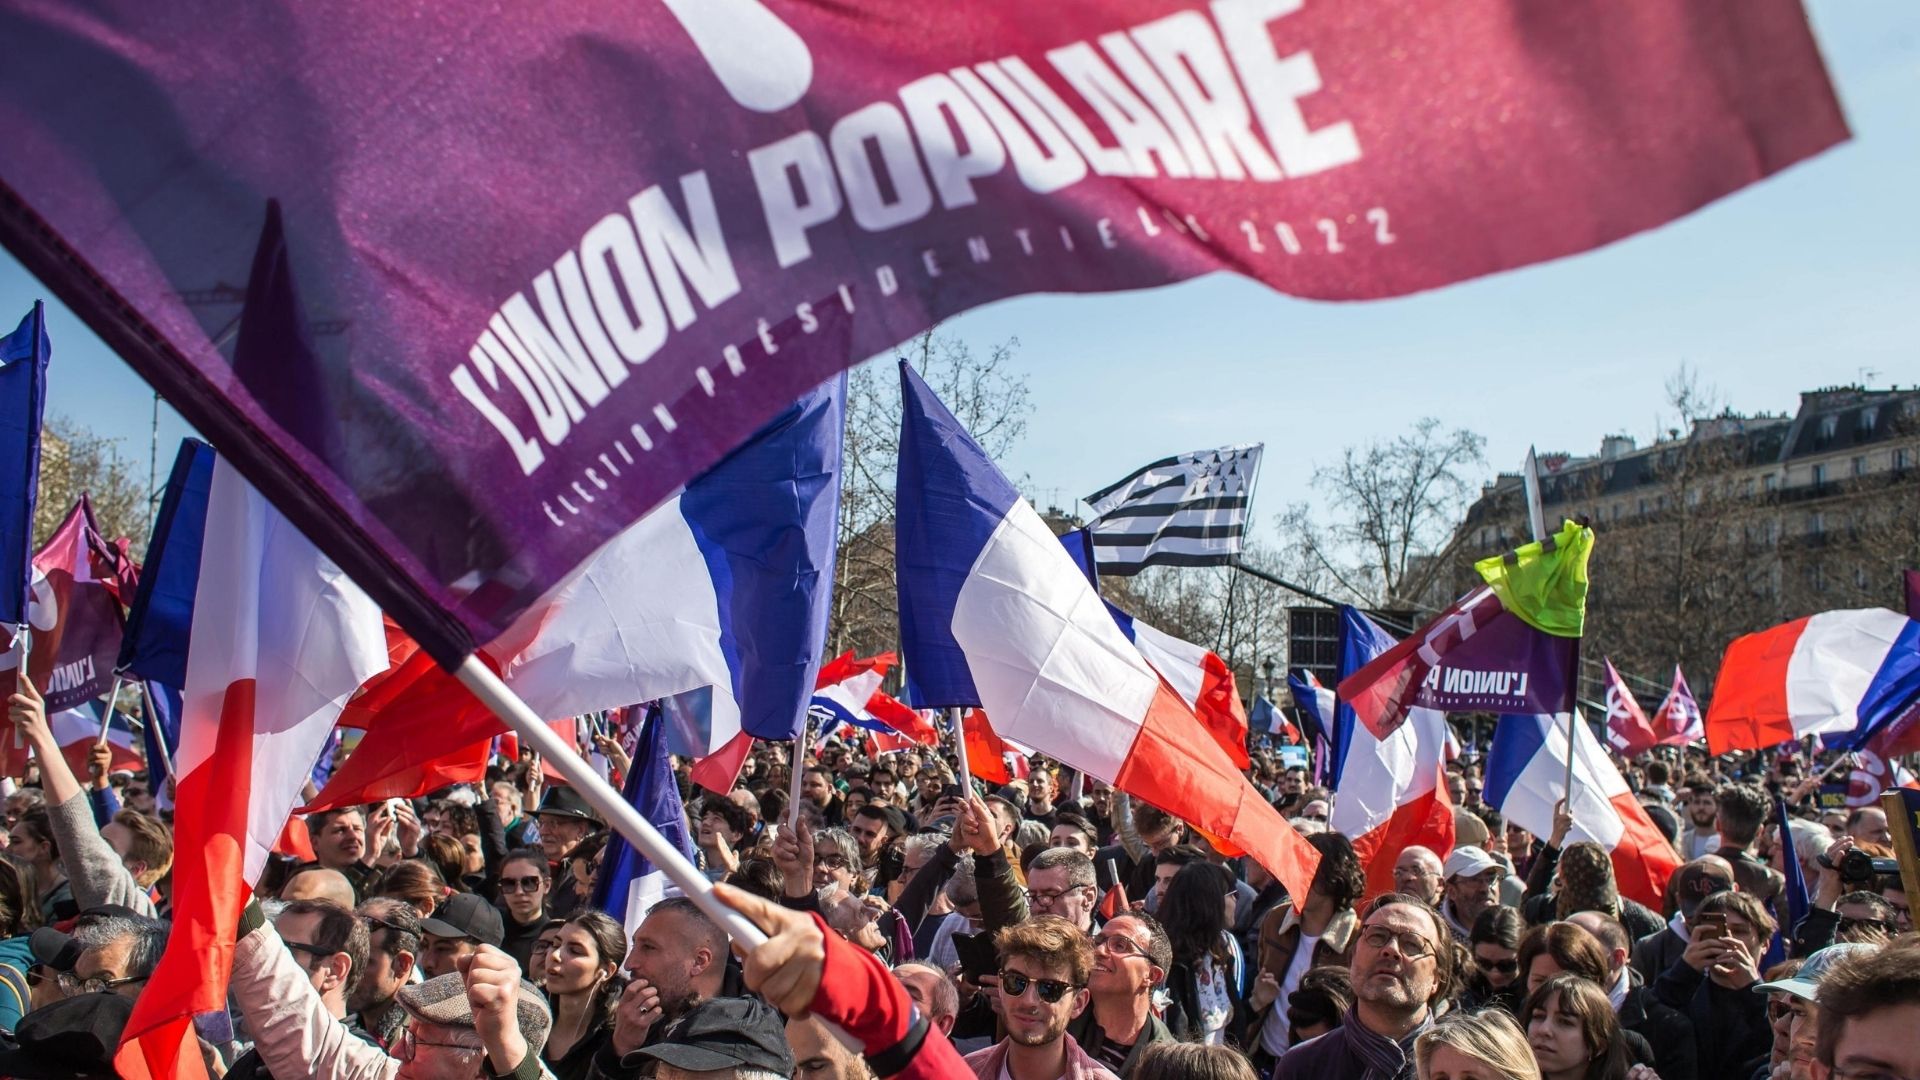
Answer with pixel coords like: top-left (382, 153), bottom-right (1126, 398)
top-left (396, 1028), bottom-right (485, 1062)
top-left (999, 971), bottom-right (1080, 1003)
top-left (1475, 956), bottom-right (1520, 975)
top-left (1837, 916), bottom-right (1893, 936)
top-left (814, 854), bottom-right (850, 870)
top-left (498, 876), bottom-right (545, 893)
top-left (282, 939), bottom-right (342, 971)
top-left (56, 971), bottom-right (147, 995)
top-left (1359, 926), bottom-right (1435, 958)
top-left (125, 786), bottom-right (148, 799)
top-left (1025, 888), bottom-right (1088, 907)
top-left (1093, 933), bottom-right (1149, 958)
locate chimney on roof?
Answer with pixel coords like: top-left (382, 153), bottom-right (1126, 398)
top-left (1599, 434), bottom-right (1636, 460)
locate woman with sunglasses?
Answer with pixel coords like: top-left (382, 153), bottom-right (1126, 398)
top-left (493, 848), bottom-right (552, 975)
top-left (1462, 907), bottom-right (1526, 1016)
top-left (542, 909), bottom-right (627, 1080)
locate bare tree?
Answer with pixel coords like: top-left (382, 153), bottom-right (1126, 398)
top-left (35, 415), bottom-right (149, 549)
top-left (1282, 418), bottom-right (1487, 611)
top-left (828, 331), bottom-right (1032, 656)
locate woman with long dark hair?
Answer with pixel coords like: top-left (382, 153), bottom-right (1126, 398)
top-left (1462, 906), bottom-right (1527, 1015)
top-left (541, 909), bottom-right (627, 1080)
top-left (1525, 974), bottom-right (1652, 1080)
top-left (1159, 861), bottom-right (1245, 1046)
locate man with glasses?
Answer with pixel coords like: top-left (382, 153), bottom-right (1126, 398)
top-left (353, 897), bottom-right (422, 1053)
top-left (27, 905), bottom-right (167, 1000)
top-left (962, 915), bottom-right (1120, 1080)
top-left (228, 898), bottom-right (373, 1079)
top-left (1391, 847), bottom-right (1443, 907)
top-left (1068, 913), bottom-right (1173, 1077)
top-left (492, 848), bottom-right (550, 973)
top-left (1274, 893), bottom-right (1452, 1080)
top-left (1437, 846), bottom-right (1503, 944)
top-left (1025, 849), bottom-right (1098, 934)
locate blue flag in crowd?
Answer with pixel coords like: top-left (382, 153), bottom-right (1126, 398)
top-left (0, 302), bottom-right (50, 626)
top-left (1765, 795), bottom-right (1811, 967)
top-left (1334, 607), bottom-right (1399, 787)
top-left (590, 706), bottom-right (695, 935)
top-left (117, 439), bottom-right (216, 687)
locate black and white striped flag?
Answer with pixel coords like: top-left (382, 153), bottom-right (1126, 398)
top-left (1083, 443), bottom-right (1262, 574)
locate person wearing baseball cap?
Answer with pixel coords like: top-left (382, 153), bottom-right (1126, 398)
top-left (1439, 846), bottom-right (1503, 943)
top-left (627, 995), bottom-right (795, 1077)
top-left (419, 892), bottom-right (506, 979)
top-left (1755, 943), bottom-right (1876, 1080)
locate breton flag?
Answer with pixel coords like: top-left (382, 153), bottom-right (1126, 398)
top-left (1704, 609), bottom-right (1920, 755)
top-left (1652, 666), bottom-right (1704, 746)
top-left (1107, 604), bottom-right (1251, 769)
top-left (1602, 659), bottom-right (1661, 757)
top-left (116, 456), bottom-right (388, 1080)
top-left (307, 380), bottom-right (842, 810)
top-left (893, 361), bottom-right (1317, 902)
top-left (1484, 711), bottom-right (1680, 910)
top-left (1083, 444), bottom-right (1261, 575)
top-left (589, 706), bottom-right (694, 937)
top-left (1339, 522), bottom-right (1591, 741)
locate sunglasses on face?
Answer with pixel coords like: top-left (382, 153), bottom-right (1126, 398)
top-left (1476, 956), bottom-right (1519, 974)
top-left (1838, 916), bottom-right (1892, 935)
top-left (999, 971), bottom-right (1079, 1003)
top-left (498, 876), bottom-right (545, 893)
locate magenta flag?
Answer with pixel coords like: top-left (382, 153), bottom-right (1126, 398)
top-left (0, 2), bottom-right (1846, 660)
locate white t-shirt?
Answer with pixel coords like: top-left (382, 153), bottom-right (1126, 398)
top-left (1259, 930), bottom-right (1321, 1056)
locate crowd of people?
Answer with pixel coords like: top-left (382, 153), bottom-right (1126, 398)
top-left (1, 674), bottom-right (1918, 1080)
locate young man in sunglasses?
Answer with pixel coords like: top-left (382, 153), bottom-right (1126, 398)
top-left (227, 898), bottom-right (375, 1079)
top-left (963, 916), bottom-right (1119, 1080)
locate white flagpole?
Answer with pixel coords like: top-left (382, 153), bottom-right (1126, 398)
top-left (948, 707), bottom-right (970, 792)
top-left (454, 657), bottom-right (767, 949)
top-left (1522, 448), bottom-right (1579, 806)
top-left (12, 629), bottom-right (28, 749)
top-left (789, 715), bottom-right (809, 831)
top-left (95, 673), bottom-right (125, 746)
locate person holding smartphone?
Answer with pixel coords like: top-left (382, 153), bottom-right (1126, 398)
top-left (1653, 890), bottom-right (1774, 1079)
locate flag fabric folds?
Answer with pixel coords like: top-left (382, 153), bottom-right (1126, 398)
top-left (0, 302), bottom-right (49, 630)
top-left (118, 440), bottom-right (217, 689)
top-left (116, 457), bottom-right (388, 1080)
top-left (811, 651), bottom-right (936, 745)
top-left (1484, 712), bottom-right (1680, 910)
top-left (1705, 609), bottom-right (1920, 754)
top-left (892, 360), bottom-right (1317, 901)
top-left (1340, 522), bottom-right (1591, 741)
top-left (1333, 608), bottom-right (1401, 781)
top-left (589, 707), bottom-right (695, 937)
top-left (1602, 659), bottom-right (1661, 758)
top-left (1107, 604), bottom-right (1251, 769)
top-left (1084, 444), bottom-right (1261, 575)
top-left (1652, 666), bottom-right (1704, 746)
top-left (1329, 705), bottom-right (1456, 899)
top-left (43, 699), bottom-right (143, 778)
top-left (308, 382), bottom-right (842, 809)
top-left (0, 498), bottom-right (126, 741)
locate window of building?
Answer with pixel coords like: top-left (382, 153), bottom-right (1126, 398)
top-left (1898, 448), bottom-right (1912, 470)
top-left (1851, 455), bottom-right (1866, 476)
top-left (1819, 415), bottom-right (1838, 440)
top-left (1811, 463), bottom-right (1827, 485)
top-left (1762, 473), bottom-right (1778, 493)
top-left (1812, 564), bottom-right (1828, 593)
top-left (1861, 405), bottom-right (1879, 431)
top-left (1809, 511), bottom-right (1825, 536)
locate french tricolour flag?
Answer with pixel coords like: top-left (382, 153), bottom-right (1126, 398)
top-left (1485, 711), bottom-right (1679, 909)
top-left (1107, 605), bottom-right (1251, 769)
top-left (589, 707), bottom-right (694, 936)
top-left (1705, 609), bottom-right (1920, 754)
top-left (116, 456), bottom-right (388, 1079)
top-left (892, 361), bottom-right (1318, 901)
top-left (1327, 608), bottom-right (1455, 897)
top-left (811, 651), bottom-right (938, 745)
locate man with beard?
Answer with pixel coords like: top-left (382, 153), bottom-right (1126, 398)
top-left (1273, 894), bottom-right (1452, 1080)
top-left (1438, 846), bottom-right (1503, 943)
top-left (963, 916), bottom-right (1119, 1079)
top-left (595, 897), bottom-right (735, 1072)
top-left (352, 897), bottom-right (421, 1053)
top-left (800, 765), bottom-right (846, 827)
top-left (1679, 778), bottom-right (1721, 859)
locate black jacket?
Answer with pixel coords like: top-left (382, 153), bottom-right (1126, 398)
top-left (1621, 973), bottom-right (1697, 1080)
top-left (1653, 957), bottom-right (1769, 1080)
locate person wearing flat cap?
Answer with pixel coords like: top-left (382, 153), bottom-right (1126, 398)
top-left (225, 895), bottom-right (556, 1079)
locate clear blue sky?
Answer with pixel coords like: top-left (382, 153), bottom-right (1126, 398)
top-left (3, 0), bottom-right (1913, 545)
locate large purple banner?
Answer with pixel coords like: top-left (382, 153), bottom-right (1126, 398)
top-left (0, 2), bottom-right (1845, 659)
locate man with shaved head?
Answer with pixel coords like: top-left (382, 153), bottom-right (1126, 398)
top-left (1392, 847), bottom-right (1443, 907)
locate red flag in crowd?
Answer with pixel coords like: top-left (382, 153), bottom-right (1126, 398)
top-left (1602, 660), bottom-right (1661, 758)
